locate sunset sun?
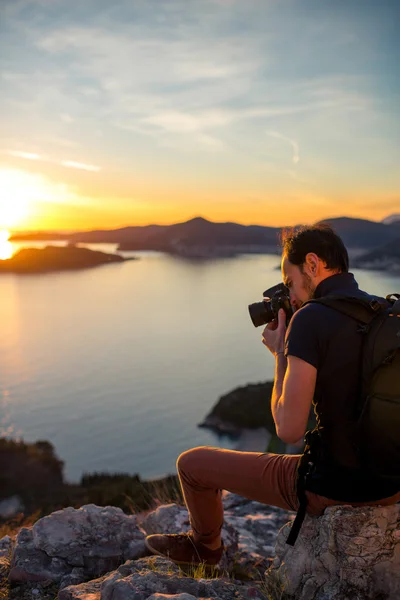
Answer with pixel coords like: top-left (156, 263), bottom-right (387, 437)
top-left (0, 169), bottom-right (33, 229)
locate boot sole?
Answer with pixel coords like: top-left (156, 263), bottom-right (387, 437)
top-left (144, 537), bottom-right (221, 569)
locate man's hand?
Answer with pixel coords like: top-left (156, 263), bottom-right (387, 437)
top-left (262, 308), bottom-right (286, 356)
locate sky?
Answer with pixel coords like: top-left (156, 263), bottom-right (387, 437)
top-left (1, 0), bottom-right (399, 232)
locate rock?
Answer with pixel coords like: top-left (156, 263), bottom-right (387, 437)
top-left (0, 495), bottom-right (25, 518)
top-left (58, 575), bottom-right (104, 600)
top-left (7, 494), bottom-right (294, 592)
top-left (267, 504), bottom-right (400, 600)
top-left (60, 556), bottom-right (268, 600)
top-left (9, 504), bottom-right (146, 585)
top-left (221, 492), bottom-right (294, 579)
top-left (0, 534), bottom-right (13, 557)
top-left (147, 594), bottom-right (197, 600)
top-left (137, 494), bottom-right (294, 580)
top-left (138, 502), bottom-right (239, 572)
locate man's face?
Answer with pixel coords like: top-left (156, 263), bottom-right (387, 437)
top-left (281, 255), bottom-right (316, 310)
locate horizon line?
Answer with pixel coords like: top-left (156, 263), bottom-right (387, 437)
top-left (7, 213), bottom-right (395, 236)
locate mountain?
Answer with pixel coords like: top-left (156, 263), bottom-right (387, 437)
top-left (382, 213), bottom-right (400, 225)
top-left (352, 237), bottom-right (400, 274)
top-left (116, 216), bottom-right (281, 257)
top-left (317, 217), bottom-right (400, 249)
top-left (9, 215), bottom-right (400, 263)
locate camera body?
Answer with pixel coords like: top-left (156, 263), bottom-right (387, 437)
top-left (248, 282), bottom-right (294, 328)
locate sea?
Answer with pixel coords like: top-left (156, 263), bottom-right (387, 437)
top-left (0, 241), bottom-right (399, 483)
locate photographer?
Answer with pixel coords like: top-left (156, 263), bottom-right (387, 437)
top-left (145, 224), bottom-right (400, 567)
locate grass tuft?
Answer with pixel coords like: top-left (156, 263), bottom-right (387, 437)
top-left (257, 569), bottom-right (290, 600)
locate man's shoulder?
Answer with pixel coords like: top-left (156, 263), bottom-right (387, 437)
top-left (291, 301), bottom-right (330, 324)
top-left (287, 300), bottom-right (341, 341)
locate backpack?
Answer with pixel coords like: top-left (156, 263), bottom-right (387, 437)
top-left (286, 291), bottom-right (400, 547)
top-left (308, 292), bottom-right (400, 481)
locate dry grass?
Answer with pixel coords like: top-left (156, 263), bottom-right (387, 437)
top-left (258, 569), bottom-right (290, 600)
top-left (0, 547), bottom-right (12, 600)
top-left (0, 511), bottom-right (42, 600)
top-left (0, 510), bottom-right (41, 539)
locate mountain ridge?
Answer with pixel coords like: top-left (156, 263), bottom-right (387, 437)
top-left (9, 215), bottom-right (400, 262)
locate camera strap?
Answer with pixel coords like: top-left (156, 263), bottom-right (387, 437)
top-left (286, 430), bottom-right (318, 546)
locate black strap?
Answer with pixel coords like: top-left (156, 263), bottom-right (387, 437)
top-left (305, 294), bottom-right (385, 325)
top-left (286, 446), bottom-right (316, 546)
top-left (286, 481), bottom-right (308, 546)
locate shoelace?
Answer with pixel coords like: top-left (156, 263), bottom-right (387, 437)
top-left (170, 533), bottom-right (203, 563)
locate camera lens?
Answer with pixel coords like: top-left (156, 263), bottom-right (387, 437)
top-left (248, 300), bottom-right (275, 327)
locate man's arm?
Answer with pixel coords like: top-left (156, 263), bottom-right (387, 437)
top-left (272, 355), bottom-right (316, 443)
top-left (262, 307), bottom-right (317, 444)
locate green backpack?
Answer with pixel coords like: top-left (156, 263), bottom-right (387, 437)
top-left (309, 292), bottom-right (400, 480)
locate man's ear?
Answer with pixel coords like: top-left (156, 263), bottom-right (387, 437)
top-left (304, 252), bottom-right (319, 275)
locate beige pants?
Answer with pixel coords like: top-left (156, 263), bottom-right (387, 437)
top-left (176, 446), bottom-right (400, 544)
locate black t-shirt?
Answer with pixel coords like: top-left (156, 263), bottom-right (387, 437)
top-left (285, 272), bottom-right (399, 501)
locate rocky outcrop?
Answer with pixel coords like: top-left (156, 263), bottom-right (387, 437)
top-left (8, 505), bottom-right (147, 588)
top-left (269, 504), bottom-right (400, 600)
top-left (4, 498), bottom-right (399, 599)
top-left (5, 493), bottom-right (293, 598)
top-left (58, 556), bottom-right (265, 600)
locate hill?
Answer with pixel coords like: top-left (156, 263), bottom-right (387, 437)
top-left (352, 237), bottom-right (400, 274)
top-left (317, 216), bottom-right (400, 249)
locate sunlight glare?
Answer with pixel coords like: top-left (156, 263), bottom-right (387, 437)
top-left (0, 229), bottom-right (12, 260)
top-left (0, 170), bottom-right (33, 228)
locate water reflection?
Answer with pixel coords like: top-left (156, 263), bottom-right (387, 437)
top-left (0, 230), bottom-right (12, 260)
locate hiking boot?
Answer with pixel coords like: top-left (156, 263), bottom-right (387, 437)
top-left (144, 531), bottom-right (224, 567)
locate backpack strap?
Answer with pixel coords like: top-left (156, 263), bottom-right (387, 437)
top-left (387, 293), bottom-right (400, 315)
top-left (305, 294), bottom-right (385, 326)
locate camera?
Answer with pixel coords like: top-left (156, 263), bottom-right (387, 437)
top-left (248, 283), bottom-right (294, 328)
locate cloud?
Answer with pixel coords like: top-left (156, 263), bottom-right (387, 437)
top-left (267, 131), bottom-right (300, 164)
top-left (7, 150), bottom-right (42, 161)
top-left (6, 150), bottom-right (101, 172)
top-left (1, 0), bottom-right (393, 202)
top-left (60, 161), bottom-right (100, 172)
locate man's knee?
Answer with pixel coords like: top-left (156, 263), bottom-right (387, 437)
top-left (176, 446), bottom-right (210, 474)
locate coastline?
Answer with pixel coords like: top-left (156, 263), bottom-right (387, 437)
top-left (232, 427), bottom-right (271, 452)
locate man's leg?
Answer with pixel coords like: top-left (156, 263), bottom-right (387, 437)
top-left (145, 445), bottom-right (300, 565)
top-left (176, 446), bottom-right (300, 547)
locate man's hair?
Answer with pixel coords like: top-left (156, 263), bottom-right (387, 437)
top-left (281, 224), bottom-right (349, 273)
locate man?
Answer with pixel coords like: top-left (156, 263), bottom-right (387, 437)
top-left (145, 224), bottom-right (400, 567)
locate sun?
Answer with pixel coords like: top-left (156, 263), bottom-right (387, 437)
top-left (0, 169), bottom-right (34, 229)
top-left (0, 229), bottom-right (12, 260)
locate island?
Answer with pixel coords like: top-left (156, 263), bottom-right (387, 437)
top-left (0, 245), bottom-right (136, 274)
